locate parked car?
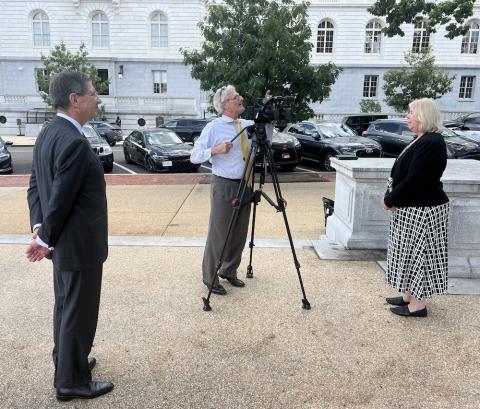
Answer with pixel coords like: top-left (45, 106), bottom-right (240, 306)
top-left (282, 121), bottom-right (383, 171)
top-left (256, 129), bottom-right (301, 171)
top-left (123, 128), bottom-right (200, 172)
top-left (444, 112), bottom-right (480, 132)
top-left (160, 118), bottom-right (209, 143)
top-left (342, 114), bottom-right (388, 135)
top-left (83, 124), bottom-right (114, 173)
top-left (89, 121), bottom-right (123, 146)
top-left (0, 137), bottom-right (13, 174)
top-left (363, 119), bottom-right (480, 159)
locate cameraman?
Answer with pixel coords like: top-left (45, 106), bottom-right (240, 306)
top-left (190, 85), bottom-right (254, 295)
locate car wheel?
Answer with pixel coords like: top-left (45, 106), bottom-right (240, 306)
top-left (124, 149), bottom-right (132, 163)
top-left (104, 164), bottom-right (113, 173)
top-left (322, 152), bottom-right (336, 172)
top-left (145, 157), bottom-right (156, 172)
top-left (280, 164), bottom-right (297, 172)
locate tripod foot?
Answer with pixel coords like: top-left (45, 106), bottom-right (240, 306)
top-left (202, 297), bottom-right (212, 311)
top-left (302, 299), bottom-right (311, 310)
top-left (246, 265), bottom-right (253, 278)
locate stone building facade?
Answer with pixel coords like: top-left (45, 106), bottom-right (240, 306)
top-left (0, 0), bottom-right (478, 135)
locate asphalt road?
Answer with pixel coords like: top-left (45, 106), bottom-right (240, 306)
top-left (8, 145), bottom-right (329, 176)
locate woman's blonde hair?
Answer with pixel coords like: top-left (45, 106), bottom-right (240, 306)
top-left (408, 98), bottom-right (443, 134)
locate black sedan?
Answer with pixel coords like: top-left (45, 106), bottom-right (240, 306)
top-left (364, 119), bottom-right (480, 159)
top-left (0, 137), bottom-right (13, 174)
top-left (255, 129), bottom-right (301, 171)
top-left (89, 121), bottom-right (123, 146)
top-left (123, 128), bottom-right (200, 172)
top-left (160, 118), bottom-right (208, 143)
top-left (282, 121), bottom-right (383, 171)
top-left (444, 112), bottom-right (480, 132)
top-left (83, 124), bottom-right (114, 173)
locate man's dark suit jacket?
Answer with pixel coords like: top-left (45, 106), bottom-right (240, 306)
top-left (384, 131), bottom-right (449, 209)
top-left (28, 115), bottom-right (108, 271)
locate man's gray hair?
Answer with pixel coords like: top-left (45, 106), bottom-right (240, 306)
top-left (213, 85), bottom-right (236, 114)
top-left (49, 71), bottom-right (91, 110)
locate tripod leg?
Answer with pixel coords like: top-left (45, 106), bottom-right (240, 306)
top-left (264, 146), bottom-right (311, 310)
top-left (246, 189), bottom-right (261, 278)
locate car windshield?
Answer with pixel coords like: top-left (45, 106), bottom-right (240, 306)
top-left (145, 131), bottom-right (183, 145)
top-left (82, 126), bottom-right (102, 143)
top-left (317, 123), bottom-right (356, 138)
top-left (441, 127), bottom-right (457, 138)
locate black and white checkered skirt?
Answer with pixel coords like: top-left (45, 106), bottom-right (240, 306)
top-left (386, 203), bottom-right (449, 299)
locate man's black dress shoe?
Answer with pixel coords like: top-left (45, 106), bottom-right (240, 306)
top-left (386, 296), bottom-right (410, 306)
top-left (207, 284), bottom-right (227, 295)
top-left (54, 357), bottom-right (97, 388)
top-left (219, 275), bottom-right (245, 287)
top-left (56, 380), bottom-right (114, 401)
top-left (390, 305), bottom-right (427, 317)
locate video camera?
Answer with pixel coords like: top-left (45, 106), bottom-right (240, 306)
top-left (242, 94), bottom-right (294, 142)
top-left (243, 94), bottom-right (294, 124)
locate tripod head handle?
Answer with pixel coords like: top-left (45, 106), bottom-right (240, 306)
top-left (229, 125), bottom-right (255, 143)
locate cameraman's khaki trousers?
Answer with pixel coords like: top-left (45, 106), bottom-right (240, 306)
top-left (202, 175), bottom-right (251, 287)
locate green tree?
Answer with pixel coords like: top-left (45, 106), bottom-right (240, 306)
top-left (36, 42), bottom-right (108, 107)
top-left (359, 99), bottom-right (382, 113)
top-left (182, 0), bottom-right (341, 122)
top-left (383, 49), bottom-right (455, 112)
top-left (368, 0), bottom-right (475, 39)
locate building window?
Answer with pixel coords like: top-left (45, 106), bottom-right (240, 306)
top-left (153, 70), bottom-right (167, 94)
top-left (412, 20), bottom-right (430, 53)
top-left (97, 69), bottom-right (109, 95)
top-left (32, 11), bottom-right (50, 47)
top-left (151, 12), bottom-right (168, 48)
top-left (459, 76), bottom-right (475, 99)
top-left (35, 68), bottom-right (49, 93)
top-left (461, 21), bottom-right (479, 54)
top-left (317, 20), bottom-right (334, 53)
top-left (365, 20), bottom-right (382, 54)
top-left (92, 11), bottom-right (109, 48)
top-left (363, 75), bottom-right (378, 98)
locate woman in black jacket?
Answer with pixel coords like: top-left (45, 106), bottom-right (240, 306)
top-left (381, 98), bottom-right (449, 318)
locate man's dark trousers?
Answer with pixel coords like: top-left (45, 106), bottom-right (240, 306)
top-left (53, 266), bottom-right (102, 387)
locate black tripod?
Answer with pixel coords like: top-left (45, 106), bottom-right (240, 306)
top-left (202, 122), bottom-right (311, 312)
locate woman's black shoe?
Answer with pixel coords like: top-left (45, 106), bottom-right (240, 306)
top-left (386, 296), bottom-right (409, 306)
top-left (390, 305), bottom-right (427, 317)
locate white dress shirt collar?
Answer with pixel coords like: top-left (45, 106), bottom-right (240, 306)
top-left (56, 112), bottom-right (84, 136)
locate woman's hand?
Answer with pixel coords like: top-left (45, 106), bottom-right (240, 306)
top-left (381, 197), bottom-right (396, 212)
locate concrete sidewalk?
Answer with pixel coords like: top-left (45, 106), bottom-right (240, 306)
top-left (1, 180), bottom-right (479, 408)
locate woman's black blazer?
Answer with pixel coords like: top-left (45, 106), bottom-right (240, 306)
top-left (384, 131), bottom-right (449, 208)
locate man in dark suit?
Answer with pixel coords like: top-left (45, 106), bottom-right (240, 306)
top-left (26, 71), bottom-right (113, 401)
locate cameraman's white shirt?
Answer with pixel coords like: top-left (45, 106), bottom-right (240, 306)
top-left (190, 115), bottom-right (254, 179)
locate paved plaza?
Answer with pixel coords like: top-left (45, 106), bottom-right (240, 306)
top-left (0, 177), bottom-right (479, 408)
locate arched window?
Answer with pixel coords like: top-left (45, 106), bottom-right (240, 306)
top-left (412, 20), bottom-right (430, 53)
top-left (91, 11), bottom-right (109, 48)
top-left (151, 12), bottom-right (168, 48)
top-left (365, 20), bottom-right (382, 54)
top-left (32, 11), bottom-right (50, 47)
top-left (461, 21), bottom-right (479, 54)
top-left (317, 20), bottom-right (334, 53)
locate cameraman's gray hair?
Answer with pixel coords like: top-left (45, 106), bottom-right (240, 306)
top-left (49, 71), bottom-right (91, 110)
top-left (213, 85), bottom-right (235, 114)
